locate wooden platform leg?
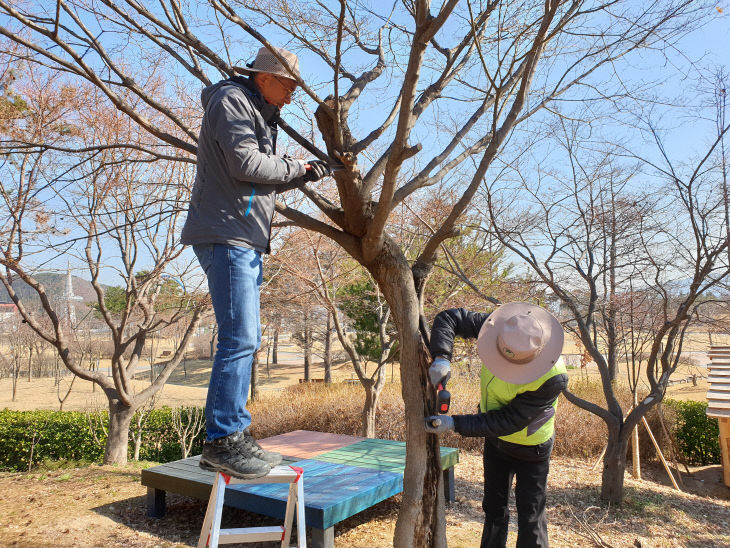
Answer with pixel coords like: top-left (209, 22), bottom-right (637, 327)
top-left (296, 475), bottom-right (306, 548)
top-left (280, 481), bottom-right (297, 547)
top-left (146, 487), bottom-right (166, 518)
top-left (310, 527), bottom-right (334, 548)
top-left (198, 472), bottom-right (226, 548)
top-left (442, 466), bottom-right (455, 504)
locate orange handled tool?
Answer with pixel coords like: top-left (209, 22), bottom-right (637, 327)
top-left (437, 382), bottom-right (451, 414)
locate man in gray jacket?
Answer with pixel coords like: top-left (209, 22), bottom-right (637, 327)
top-left (181, 46), bottom-right (331, 479)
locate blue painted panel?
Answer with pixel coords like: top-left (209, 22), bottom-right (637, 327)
top-left (224, 459), bottom-right (403, 529)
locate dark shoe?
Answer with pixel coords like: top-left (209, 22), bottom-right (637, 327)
top-left (199, 432), bottom-right (271, 479)
top-left (242, 429), bottom-right (283, 467)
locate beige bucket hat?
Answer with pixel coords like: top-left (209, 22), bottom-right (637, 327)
top-left (234, 46), bottom-right (301, 81)
top-left (476, 302), bottom-right (564, 384)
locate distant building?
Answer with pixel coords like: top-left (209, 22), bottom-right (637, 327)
top-left (63, 264), bottom-right (83, 329)
top-left (0, 303), bottom-right (19, 330)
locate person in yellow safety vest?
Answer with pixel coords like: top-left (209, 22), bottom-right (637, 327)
top-left (425, 302), bottom-right (567, 548)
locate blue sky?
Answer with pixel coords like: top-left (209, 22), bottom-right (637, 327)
top-left (2, 2), bottom-right (729, 290)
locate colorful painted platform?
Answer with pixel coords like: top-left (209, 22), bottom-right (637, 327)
top-left (141, 430), bottom-right (459, 548)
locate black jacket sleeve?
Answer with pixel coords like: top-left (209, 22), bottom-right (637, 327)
top-left (452, 373), bottom-right (569, 438)
top-left (429, 308), bottom-right (490, 360)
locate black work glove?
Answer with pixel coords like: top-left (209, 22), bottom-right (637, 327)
top-left (302, 160), bottom-right (332, 182)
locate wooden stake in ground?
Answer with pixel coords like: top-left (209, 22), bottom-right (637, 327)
top-left (641, 416), bottom-right (680, 492)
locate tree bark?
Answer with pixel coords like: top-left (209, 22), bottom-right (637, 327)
top-left (601, 428), bottom-right (628, 503)
top-left (372, 249), bottom-right (446, 548)
top-left (105, 398), bottom-right (136, 465)
top-left (303, 310), bottom-right (312, 381)
top-left (272, 323), bottom-right (279, 363)
top-left (361, 366), bottom-right (387, 438)
top-left (27, 347), bottom-right (33, 382)
top-left (324, 311), bottom-right (332, 384)
top-left (362, 381), bottom-right (379, 438)
top-left (250, 351), bottom-right (259, 401)
top-left (209, 329), bottom-right (217, 362)
top-left (631, 392), bottom-right (640, 479)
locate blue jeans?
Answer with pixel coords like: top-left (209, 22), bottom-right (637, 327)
top-left (193, 244), bottom-right (262, 441)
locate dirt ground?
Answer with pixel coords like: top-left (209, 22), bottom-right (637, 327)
top-left (2, 339), bottom-right (729, 546)
top-left (0, 454), bottom-right (728, 548)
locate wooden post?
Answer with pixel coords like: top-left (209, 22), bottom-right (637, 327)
top-left (719, 417), bottom-right (730, 488)
top-left (591, 444), bottom-right (607, 472)
top-left (631, 398), bottom-right (640, 479)
top-left (641, 416), bottom-right (680, 491)
top-left (631, 425), bottom-right (641, 479)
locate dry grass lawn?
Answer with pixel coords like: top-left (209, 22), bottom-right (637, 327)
top-left (0, 455), bottom-right (728, 547)
top-left (1, 336), bottom-right (729, 547)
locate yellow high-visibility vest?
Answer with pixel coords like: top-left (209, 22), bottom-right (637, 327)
top-left (479, 358), bottom-right (567, 445)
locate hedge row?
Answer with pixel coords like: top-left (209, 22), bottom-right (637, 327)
top-left (0, 396), bottom-right (722, 472)
top-left (0, 407), bottom-right (206, 472)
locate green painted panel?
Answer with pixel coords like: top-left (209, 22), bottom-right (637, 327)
top-left (316, 440), bottom-right (459, 472)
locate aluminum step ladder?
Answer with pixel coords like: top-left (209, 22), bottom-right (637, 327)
top-left (198, 465), bottom-right (306, 548)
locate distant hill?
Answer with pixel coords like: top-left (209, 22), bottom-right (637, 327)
top-left (0, 272), bottom-right (104, 307)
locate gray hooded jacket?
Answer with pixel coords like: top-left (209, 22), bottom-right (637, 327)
top-left (180, 77), bottom-right (306, 252)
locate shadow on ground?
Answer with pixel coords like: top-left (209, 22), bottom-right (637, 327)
top-left (92, 489), bottom-right (403, 548)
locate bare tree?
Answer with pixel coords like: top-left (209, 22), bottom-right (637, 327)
top-left (0, 1), bottom-right (712, 543)
top-left (0, 64), bottom-right (208, 465)
top-left (481, 111), bottom-right (730, 502)
top-left (274, 230), bottom-right (396, 436)
top-left (171, 405), bottom-right (206, 459)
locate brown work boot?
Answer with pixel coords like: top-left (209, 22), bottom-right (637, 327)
top-left (241, 429), bottom-right (283, 467)
top-left (199, 432), bottom-right (271, 479)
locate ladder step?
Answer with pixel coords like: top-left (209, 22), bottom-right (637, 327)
top-left (218, 526), bottom-right (284, 544)
top-left (707, 407), bottom-right (730, 418)
top-left (198, 467), bottom-right (306, 548)
top-left (225, 465), bottom-right (301, 485)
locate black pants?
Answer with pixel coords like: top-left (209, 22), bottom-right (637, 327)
top-left (480, 437), bottom-right (552, 548)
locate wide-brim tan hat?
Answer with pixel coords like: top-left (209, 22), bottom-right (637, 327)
top-left (476, 302), bottom-right (564, 384)
top-left (234, 46), bottom-right (301, 81)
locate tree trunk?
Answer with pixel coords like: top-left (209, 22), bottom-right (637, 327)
top-left (361, 367), bottom-right (387, 438)
top-left (374, 256), bottom-right (446, 548)
top-left (631, 425), bottom-right (640, 479)
top-left (209, 330), bottom-right (217, 362)
top-left (303, 311), bottom-right (312, 381)
top-left (105, 399), bottom-right (135, 465)
top-left (28, 347), bottom-right (33, 382)
top-left (133, 430), bottom-right (142, 461)
top-left (324, 311), bottom-right (332, 384)
top-left (601, 428), bottom-right (628, 503)
top-left (251, 351), bottom-right (259, 401)
top-left (272, 326), bottom-right (279, 364)
top-left (631, 392), bottom-right (640, 479)
top-left (12, 362), bottom-right (18, 401)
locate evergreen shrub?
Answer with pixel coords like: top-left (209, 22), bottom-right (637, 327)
top-left (663, 399), bottom-right (721, 465)
top-left (0, 410), bottom-right (105, 471)
top-left (0, 407), bottom-right (206, 471)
